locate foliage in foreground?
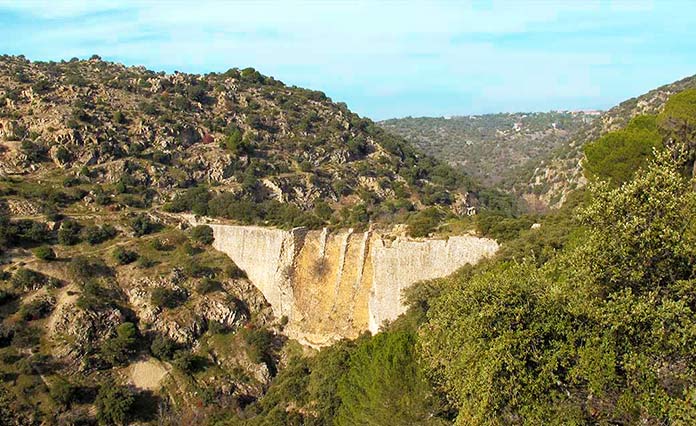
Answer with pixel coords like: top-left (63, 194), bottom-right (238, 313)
top-left (421, 152), bottom-right (696, 425)
top-left (218, 314), bottom-right (449, 425)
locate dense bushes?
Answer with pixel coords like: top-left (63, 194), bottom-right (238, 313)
top-left (11, 268), bottom-right (46, 290)
top-left (190, 225), bottom-right (214, 245)
top-left (150, 335), bottom-right (177, 361)
top-left (476, 212), bottom-right (536, 241)
top-left (658, 88), bottom-right (696, 175)
top-left (69, 256), bottom-right (110, 279)
top-left (57, 220), bottom-right (82, 245)
top-left (151, 287), bottom-right (186, 309)
top-left (336, 331), bottom-right (442, 425)
top-left (130, 214), bottom-right (158, 236)
top-left (421, 152), bottom-right (696, 424)
top-left (406, 207), bottom-right (445, 237)
top-left (49, 377), bottom-right (76, 408)
top-left (82, 224), bottom-right (117, 245)
top-left (100, 322), bottom-right (138, 365)
top-left (95, 383), bottom-right (135, 426)
top-left (76, 280), bottom-right (117, 311)
top-left (207, 194), bottom-right (324, 229)
top-left (32, 245), bottom-right (56, 260)
top-left (243, 327), bottom-right (274, 366)
top-left (1, 219), bottom-right (51, 248)
top-left (112, 247), bottom-right (138, 265)
top-left (172, 350), bottom-right (205, 374)
top-left (196, 278), bottom-right (222, 294)
top-left (228, 328), bottom-right (448, 424)
top-left (225, 263), bottom-right (246, 279)
top-left (584, 115), bottom-right (663, 185)
top-left (18, 297), bottom-right (54, 321)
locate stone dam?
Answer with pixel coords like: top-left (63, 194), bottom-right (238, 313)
top-left (189, 219), bottom-right (498, 347)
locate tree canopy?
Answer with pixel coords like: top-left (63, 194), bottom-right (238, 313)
top-left (421, 151), bottom-right (696, 425)
top-left (583, 114), bottom-right (662, 185)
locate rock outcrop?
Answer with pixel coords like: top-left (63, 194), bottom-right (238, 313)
top-left (191, 218), bottom-right (498, 346)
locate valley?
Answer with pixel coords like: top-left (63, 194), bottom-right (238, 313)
top-left (1, 53), bottom-right (695, 426)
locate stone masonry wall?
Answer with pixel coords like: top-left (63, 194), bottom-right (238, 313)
top-left (193, 219), bottom-right (498, 347)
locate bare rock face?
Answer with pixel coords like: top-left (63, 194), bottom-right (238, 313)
top-left (50, 301), bottom-right (125, 360)
top-left (189, 218), bottom-right (498, 347)
top-left (125, 271), bottom-right (251, 345)
top-left (5, 198), bottom-right (40, 216)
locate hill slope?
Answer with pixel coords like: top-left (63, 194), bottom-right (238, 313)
top-left (517, 74), bottom-right (696, 209)
top-left (379, 111), bottom-right (599, 187)
top-left (0, 55), bottom-right (483, 424)
top-left (0, 55), bottom-right (474, 229)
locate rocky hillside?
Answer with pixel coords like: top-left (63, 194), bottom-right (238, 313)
top-left (0, 55), bottom-right (476, 229)
top-left (379, 111), bottom-right (599, 186)
top-left (0, 200), bottom-right (286, 424)
top-left (517, 73), bottom-right (696, 210)
top-left (0, 55), bottom-right (490, 425)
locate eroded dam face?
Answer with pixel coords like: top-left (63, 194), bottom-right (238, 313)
top-left (201, 221), bottom-right (498, 347)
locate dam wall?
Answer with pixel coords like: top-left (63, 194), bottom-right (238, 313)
top-left (193, 218), bottom-right (498, 346)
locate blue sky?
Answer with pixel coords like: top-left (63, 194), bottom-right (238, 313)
top-left (1, 1), bottom-right (695, 120)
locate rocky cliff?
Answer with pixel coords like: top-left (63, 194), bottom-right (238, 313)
top-left (194, 219), bottom-right (498, 346)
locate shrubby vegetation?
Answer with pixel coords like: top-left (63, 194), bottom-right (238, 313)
top-left (380, 112), bottom-right (596, 187)
top-left (112, 246), bottom-right (139, 265)
top-left (32, 245), bottom-right (56, 261)
top-left (130, 214), bottom-right (158, 236)
top-left (406, 207), bottom-right (445, 237)
top-left (100, 322), bottom-right (138, 365)
top-left (190, 225), bottom-right (214, 245)
top-left (82, 224), bottom-right (117, 245)
top-left (11, 268), bottom-right (47, 290)
top-left (2, 56), bottom-right (696, 426)
top-left (584, 114), bottom-right (663, 185)
top-left (150, 287), bottom-right (187, 309)
top-left (335, 331), bottom-right (443, 425)
top-left (95, 382), bottom-right (135, 425)
top-left (57, 220), bottom-right (82, 245)
top-left (421, 152), bottom-right (696, 425)
top-left (658, 88), bottom-right (696, 174)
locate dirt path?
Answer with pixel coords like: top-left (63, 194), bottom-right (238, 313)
top-left (46, 282), bottom-right (79, 333)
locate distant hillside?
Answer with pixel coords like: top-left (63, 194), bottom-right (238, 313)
top-left (0, 55), bottom-right (475, 229)
top-left (517, 74), bottom-right (696, 210)
top-left (379, 111), bottom-right (599, 187)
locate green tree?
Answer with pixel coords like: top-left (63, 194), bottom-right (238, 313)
top-left (421, 152), bottom-right (696, 425)
top-left (657, 88), bottom-right (696, 176)
top-left (190, 225), bottom-right (214, 245)
top-left (336, 331), bottom-right (442, 426)
top-left (112, 247), bottom-right (138, 265)
top-left (57, 220), bottom-right (82, 245)
top-left (150, 335), bottom-right (177, 361)
top-left (100, 322), bottom-right (138, 365)
top-left (11, 268), bottom-right (46, 290)
top-left (95, 383), bottom-right (135, 426)
top-left (406, 207), bottom-right (444, 238)
top-left (32, 245), bottom-right (56, 261)
top-left (151, 287), bottom-right (185, 309)
top-left (82, 224), bottom-right (117, 245)
top-left (130, 214), bottom-right (156, 237)
top-left (583, 115), bottom-right (663, 185)
top-left (224, 127), bottom-right (245, 154)
top-left (49, 377), bottom-right (75, 408)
